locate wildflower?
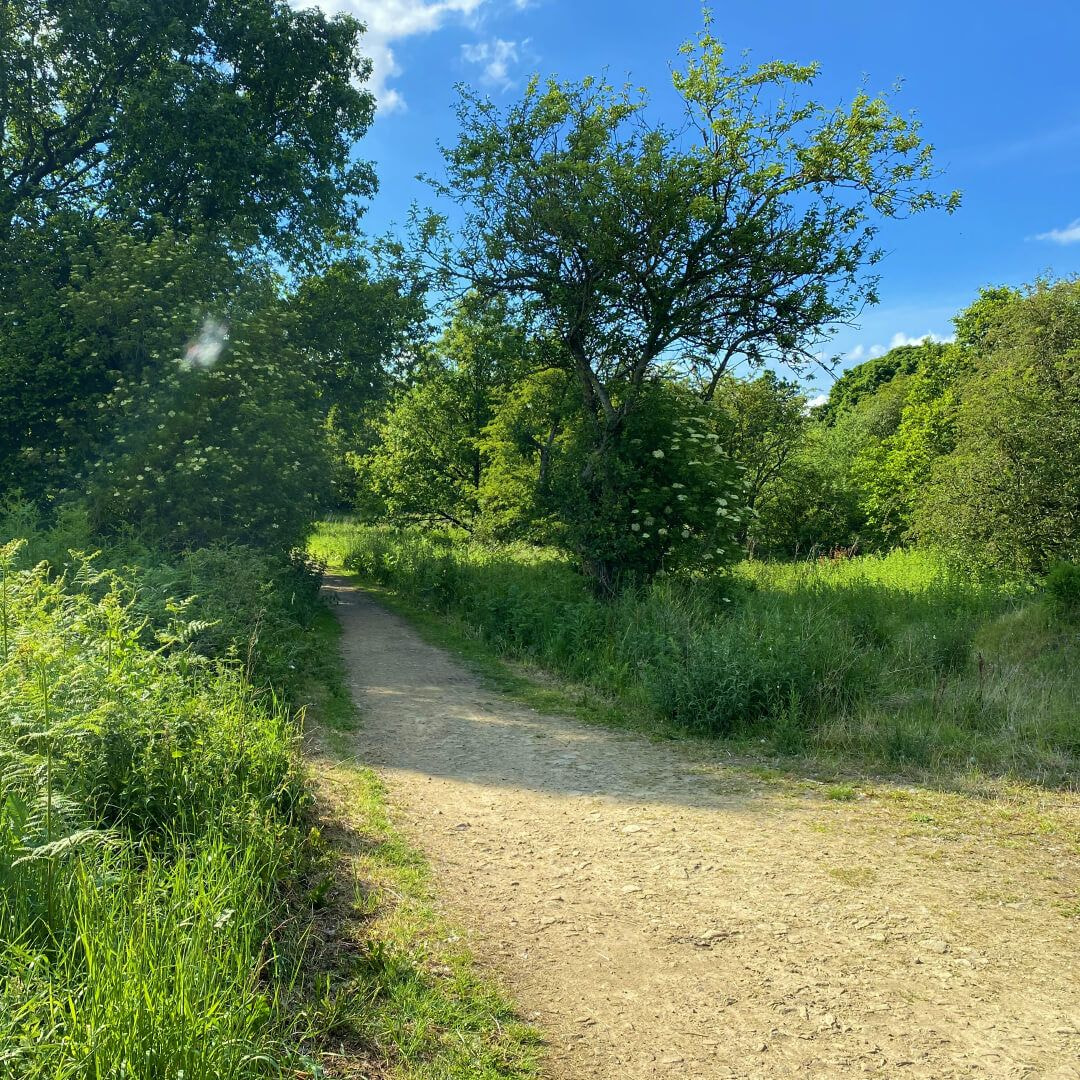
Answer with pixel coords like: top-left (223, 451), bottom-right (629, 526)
top-left (652, 449), bottom-right (664, 459)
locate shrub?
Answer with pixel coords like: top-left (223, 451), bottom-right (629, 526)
top-left (314, 525), bottom-right (1079, 783)
top-left (550, 380), bottom-right (750, 587)
top-left (1045, 560), bottom-right (1080, 620)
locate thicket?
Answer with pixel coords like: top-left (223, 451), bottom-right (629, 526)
top-left (361, 281), bottom-right (1080, 587)
top-left (315, 524), bottom-right (1078, 785)
top-left (0, 515), bottom-right (331, 1077)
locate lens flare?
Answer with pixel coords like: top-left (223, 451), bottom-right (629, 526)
top-left (180, 317), bottom-right (228, 370)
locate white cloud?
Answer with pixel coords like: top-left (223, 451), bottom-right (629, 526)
top-left (806, 393), bottom-right (829, 410)
top-left (461, 37), bottom-right (524, 89)
top-left (1035, 219), bottom-right (1080, 245)
top-left (843, 343), bottom-right (886, 363)
top-left (888, 331), bottom-right (953, 349)
top-left (293, 0), bottom-right (490, 112)
top-left (840, 333), bottom-right (951, 367)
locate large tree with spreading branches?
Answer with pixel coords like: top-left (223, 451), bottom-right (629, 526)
top-left (421, 16), bottom-right (959, 588)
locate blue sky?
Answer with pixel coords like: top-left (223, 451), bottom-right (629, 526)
top-left (302, 0), bottom-right (1080, 394)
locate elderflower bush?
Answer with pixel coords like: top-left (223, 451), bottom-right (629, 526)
top-left (559, 380), bottom-right (750, 582)
top-left (86, 305), bottom-right (330, 552)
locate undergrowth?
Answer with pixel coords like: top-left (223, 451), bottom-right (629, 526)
top-left (312, 522), bottom-right (1079, 787)
top-left (0, 532), bottom-right (322, 1077)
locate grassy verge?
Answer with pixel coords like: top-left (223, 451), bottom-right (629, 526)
top-left (0, 536), bottom-right (320, 1078)
top-left (310, 522), bottom-right (1079, 789)
top-left (0, 506), bottom-right (539, 1079)
top-left (299, 602), bottom-right (542, 1080)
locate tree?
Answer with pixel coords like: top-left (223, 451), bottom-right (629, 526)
top-left (0, 0), bottom-right (375, 262)
top-left (0, 221), bottom-right (240, 495)
top-left (478, 369), bottom-right (577, 542)
top-left (712, 372), bottom-right (808, 517)
top-left (917, 280), bottom-right (1080, 575)
top-left (817, 342), bottom-right (941, 423)
top-left (364, 295), bottom-right (534, 528)
top-left (366, 373), bottom-right (482, 529)
top-left (84, 279), bottom-right (331, 551)
top-left (751, 411), bottom-right (869, 558)
top-left (289, 252), bottom-right (431, 506)
top-left (850, 345), bottom-right (970, 541)
top-left (0, 0), bottom-right (377, 496)
top-left (423, 16), bottom-right (958, 585)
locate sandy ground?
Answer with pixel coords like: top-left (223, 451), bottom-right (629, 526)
top-left (322, 575), bottom-right (1080, 1080)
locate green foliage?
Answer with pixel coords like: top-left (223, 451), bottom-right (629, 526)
top-left (0, 0), bottom-right (375, 260)
top-left (750, 412), bottom-right (868, 557)
top-left (0, 0), bottom-right (378, 502)
top-left (316, 524), bottom-right (1077, 783)
top-left (0, 537), bottom-right (316, 1075)
top-left (711, 372), bottom-right (808, 522)
top-left (82, 292), bottom-right (331, 551)
top-left (0, 223), bottom-right (242, 495)
top-left (818, 342), bottom-right (938, 423)
top-left (290, 253), bottom-right (431, 508)
top-left (477, 369), bottom-right (577, 542)
top-left (368, 370), bottom-right (486, 528)
top-left (916, 280), bottom-right (1080, 574)
top-left (365, 295), bottom-right (533, 529)
top-left (423, 16), bottom-right (956, 583)
top-left (550, 381), bottom-right (749, 585)
top-left (850, 345), bottom-right (971, 541)
top-left (1045, 561), bottom-right (1080, 620)
top-left (952, 286), bottom-right (1020, 350)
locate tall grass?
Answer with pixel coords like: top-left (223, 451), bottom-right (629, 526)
top-left (313, 523), bottom-right (1079, 785)
top-left (0, 537), bottom-right (319, 1076)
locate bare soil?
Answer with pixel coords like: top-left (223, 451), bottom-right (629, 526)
top-left (322, 575), bottom-right (1080, 1079)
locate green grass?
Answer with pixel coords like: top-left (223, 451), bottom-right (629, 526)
top-left (825, 784), bottom-right (858, 801)
top-left (311, 522), bottom-right (1079, 788)
top-left (0, 537), bottom-right (319, 1077)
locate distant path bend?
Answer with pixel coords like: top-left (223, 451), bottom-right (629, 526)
top-left (324, 574), bottom-right (1080, 1080)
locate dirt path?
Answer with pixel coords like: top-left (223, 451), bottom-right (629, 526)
top-left (323, 576), bottom-right (1080, 1080)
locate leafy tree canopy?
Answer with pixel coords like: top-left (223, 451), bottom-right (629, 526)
top-left (0, 0), bottom-right (376, 263)
top-left (917, 280), bottom-right (1080, 575)
top-left (818, 341), bottom-right (945, 423)
top-left (420, 14), bottom-right (958, 585)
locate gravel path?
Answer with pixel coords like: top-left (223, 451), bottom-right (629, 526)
top-left (325, 575), bottom-right (1080, 1080)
